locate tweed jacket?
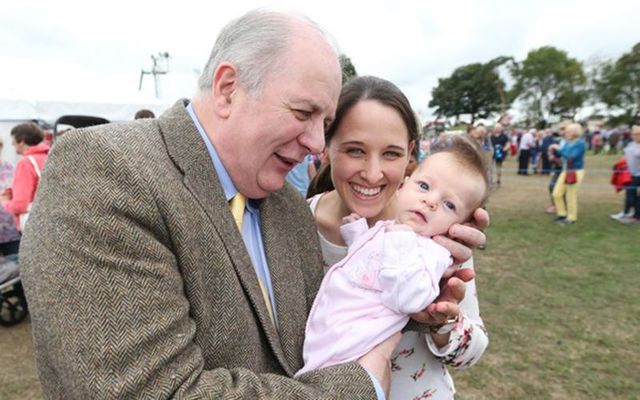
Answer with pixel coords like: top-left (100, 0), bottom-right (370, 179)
top-left (21, 100), bottom-right (376, 399)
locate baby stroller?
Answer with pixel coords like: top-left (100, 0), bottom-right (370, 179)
top-left (0, 115), bottom-right (110, 327)
top-left (53, 114), bottom-right (109, 141)
top-left (0, 255), bottom-right (27, 326)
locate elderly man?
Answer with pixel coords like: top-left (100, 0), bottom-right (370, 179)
top-left (22, 9), bottom-right (486, 399)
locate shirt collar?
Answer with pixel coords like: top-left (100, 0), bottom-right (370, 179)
top-left (186, 102), bottom-right (259, 212)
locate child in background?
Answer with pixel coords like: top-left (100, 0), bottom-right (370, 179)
top-left (297, 134), bottom-right (490, 375)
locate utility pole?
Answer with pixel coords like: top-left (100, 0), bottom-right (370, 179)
top-left (139, 52), bottom-right (170, 98)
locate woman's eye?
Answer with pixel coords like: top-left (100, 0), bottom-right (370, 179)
top-left (383, 151), bottom-right (402, 159)
top-left (444, 201), bottom-right (456, 211)
top-left (418, 181), bottom-right (429, 191)
top-left (346, 148), bottom-right (365, 156)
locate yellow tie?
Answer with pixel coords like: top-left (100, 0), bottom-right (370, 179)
top-left (229, 192), bottom-right (246, 231)
top-left (229, 193), bottom-right (276, 329)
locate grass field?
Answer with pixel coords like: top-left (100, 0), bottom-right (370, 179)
top-left (452, 153), bottom-right (639, 399)
top-left (1, 153), bottom-right (638, 399)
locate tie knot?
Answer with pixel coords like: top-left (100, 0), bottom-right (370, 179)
top-left (230, 193), bottom-right (246, 231)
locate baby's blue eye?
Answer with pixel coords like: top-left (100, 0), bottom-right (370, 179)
top-left (418, 181), bottom-right (429, 191)
top-left (444, 201), bottom-right (456, 211)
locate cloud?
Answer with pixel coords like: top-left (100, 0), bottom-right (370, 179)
top-left (3, 0), bottom-right (640, 121)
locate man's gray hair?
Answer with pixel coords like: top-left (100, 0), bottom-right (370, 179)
top-left (197, 8), bottom-right (339, 96)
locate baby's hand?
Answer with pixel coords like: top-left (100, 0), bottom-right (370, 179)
top-left (342, 213), bottom-right (362, 225)
top-left (385, 223), bottom-right (412, 232)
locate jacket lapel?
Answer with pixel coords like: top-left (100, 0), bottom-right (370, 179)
top-left (261, 192), bottom-right (310, 374)
top-left (157, 100), bottom-right (294, 372)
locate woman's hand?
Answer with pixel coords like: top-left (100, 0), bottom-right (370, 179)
top-left (409, 269), bottom-right (474, 347)
top-left (409, 268), bottom-right (473, 326)
top-left (432, 207), bottom-right (489, 266)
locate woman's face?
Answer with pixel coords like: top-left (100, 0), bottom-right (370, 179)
top-left (327, 99), bottom-right (412, 220)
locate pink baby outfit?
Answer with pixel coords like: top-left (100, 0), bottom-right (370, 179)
top-left (297, 218), bottom-right (452, 375)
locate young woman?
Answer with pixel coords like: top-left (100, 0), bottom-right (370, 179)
top-left (306, 76), bottom-right (489, 399)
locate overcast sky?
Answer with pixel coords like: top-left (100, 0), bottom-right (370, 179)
top-left (3, 0), bottom-right (639, 120)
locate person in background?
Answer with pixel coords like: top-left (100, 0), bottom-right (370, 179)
top-left (608, 128), bottom-right (620, 154)
top-left (470, 125), bottom-right (493, 187)
top-left (21, 10), bottom-right (401, 399)
top-left (517, 128), bottom-right (535, 175)
top-left (0, 138), bottom-right (21, 255)
top-left (552, 123), bottom-right (586, 225)
top-left (1, 122), bottom-right (50, 231)
top-left (615, 125), bottom-right (640, 224)
top-left (540, 128), bottom-right (555, 174)
top-left (543, 127), bottom-right (562, 214)
top-left (621, 126), bottom-right (632, 149)
top-left (306, 76), bottom-right (489, 400)
top-left (134, 109), bottom-right (156, 119)
top-left (509, 130), bottom-right (519, 157)
top-left (490, 122), bottom-right (509, 186)
top-left (591, 126), bottom-right (604, 154)
top-left (530, 129), bottom-right (543, 174)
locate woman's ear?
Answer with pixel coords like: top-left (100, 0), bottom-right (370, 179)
top-left (398, 176), bottom-right (409, 190)
top-left (407, 140), bottom-right (416, 158)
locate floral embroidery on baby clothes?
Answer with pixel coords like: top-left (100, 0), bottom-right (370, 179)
top-left (345, 249), bottom-right (382, 291)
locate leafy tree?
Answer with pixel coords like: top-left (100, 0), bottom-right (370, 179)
top-left (340, 54), bottom-right (357, 83)
top-left (510, 46), bottom-right (587, 126)
top-left (428, 59), bottom-right (509, 123)
top-left (593, 42), bottom-right (640, 125)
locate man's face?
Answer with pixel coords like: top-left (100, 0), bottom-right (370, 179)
top-left (220, 28), bottom-right (341, 199)
top-left (395, 152), bottom-right (485, 237)
top-left (11, 137), bottom-right (26, 155)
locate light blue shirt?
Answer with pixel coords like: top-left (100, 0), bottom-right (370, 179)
top-left (186, 103), bottom-right (278, 327)
top-left (286, 154), bottom-right (312, 197)
top-left (186, 103), bottom-right (383, 399)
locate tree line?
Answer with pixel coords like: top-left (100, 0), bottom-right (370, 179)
top-left (427, 42), bottom-right (640, 128)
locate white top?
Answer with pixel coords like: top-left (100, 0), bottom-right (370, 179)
top-left (308, 193), bottom-right (489, 400)
top-left (519, 132), bottom-right (536, 150)
top-left (624, 142), bottom-right (640, 176)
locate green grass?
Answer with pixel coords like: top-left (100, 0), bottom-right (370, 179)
top-left (453, 154), bottom-right (640, 399)
top-left (1, 153), bottom-right (637, 399)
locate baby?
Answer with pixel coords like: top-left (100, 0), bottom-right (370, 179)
top-left (297, 133), bottom-right (490, 375)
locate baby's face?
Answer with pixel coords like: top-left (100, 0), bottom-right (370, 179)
top-left (394, 152), bottom-right (485, 237)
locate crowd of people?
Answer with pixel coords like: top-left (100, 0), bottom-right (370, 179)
top-left (449, 119), bottom-right (639, 226)
top-left (610, 125), bottom-right (640, 224)
top-left (1, 8), bottom-right (636, 400)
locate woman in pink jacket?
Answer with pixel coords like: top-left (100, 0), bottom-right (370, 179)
top-left (1, 123), bottom-right (50, 231)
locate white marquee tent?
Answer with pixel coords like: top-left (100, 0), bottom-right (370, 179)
top-left (0, 96), bottom-right (171, 165)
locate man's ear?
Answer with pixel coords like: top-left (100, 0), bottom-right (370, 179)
top-left (212, 62), bottom-right (238, 118)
